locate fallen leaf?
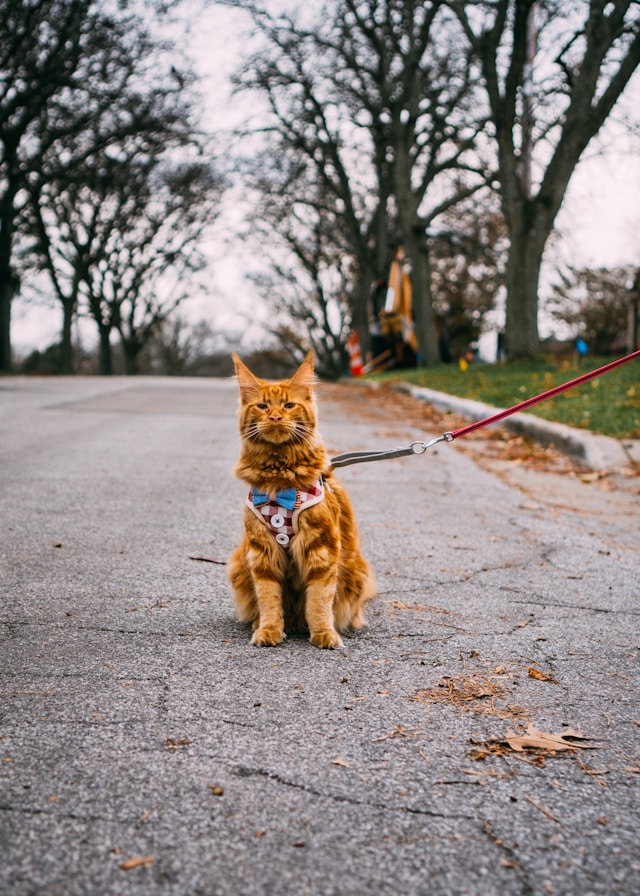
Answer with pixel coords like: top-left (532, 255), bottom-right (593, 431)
top-left (119, 856), bottom-right (155, 870)
top-left (528, 667), bottom-right (558, 683)
top-left (469, 748), bottom-right (491, 761)
top-left (581, 472), bottom-right (602, 483)
top-left (332, 758), bottom-right (349, 768)
top-left (164, 736), bottom-right (191, 750)
top-left (499, 724), bottom-right (594, 753)
top-left (209, 785), bottom-right (224, 796)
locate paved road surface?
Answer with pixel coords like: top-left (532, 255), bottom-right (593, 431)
top-left (1, 376), bottom-right (639, 896)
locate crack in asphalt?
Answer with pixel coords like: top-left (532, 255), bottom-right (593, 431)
top-left (231, 764), bottom-right (474, 821)
top-left (481, 818), bottom-right (536, 896)
top-left (505, 596), bottom-right (640, 616)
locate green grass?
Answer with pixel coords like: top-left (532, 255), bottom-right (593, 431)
top-left (372, 356), bottom-right (640, 440)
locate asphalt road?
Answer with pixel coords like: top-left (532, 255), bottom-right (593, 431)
top-left (1, 375), bottom-right (639, 896)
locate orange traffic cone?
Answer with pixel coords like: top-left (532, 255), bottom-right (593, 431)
top-left (347, 331), bottom-right (364, 376)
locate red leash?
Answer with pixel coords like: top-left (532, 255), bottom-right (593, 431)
top-left (330, 350), bottom-right (640, 468)
top-left (448, 349), bottom-right (640, 441)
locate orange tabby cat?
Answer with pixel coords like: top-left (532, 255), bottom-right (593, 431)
top-left (228, 352), bottom-right (376, 649)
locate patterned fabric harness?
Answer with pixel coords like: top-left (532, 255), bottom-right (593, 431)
top-left (247, 477), bottom-right (325, 547)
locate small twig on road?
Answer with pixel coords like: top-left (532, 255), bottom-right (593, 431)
top-left (524, 793), bottom-right (560, 823)
top-left (189, 554), bottom-right (227, 565)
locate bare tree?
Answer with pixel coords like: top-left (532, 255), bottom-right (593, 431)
top-left (229, 0), bottom-right (489, 364)
top-left (450, 0), bottom-right (640, 358)
top-left (328, 0), bottom-right (490, 364)
top-left (0, 0), bottom-right (138, 370)
top-left (39, 151), bottom-right (220, 375)
top-left (247, 165), bottom-right (352, 378)
top-left (18, 0), bottom-right (215, 374)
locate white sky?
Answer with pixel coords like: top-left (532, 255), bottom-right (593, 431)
top-left (12, 3), bottom-right (640, 356)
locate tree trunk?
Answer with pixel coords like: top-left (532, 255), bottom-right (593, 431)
top-left (392, 132), bottom-right (439, 366)
top-left (504, 211), bottom-right (548, 359)
top-left (59, 300), bottom-right (75, 374)
top-left (98, 326), bottom-right (113, 375)
top-left (0, 228), bottom-right (15, 372)
top-left (351, 264), bottom-right (374, 359)
top-left (0, 279), bottom-right (12, 373)
top-left (122, 340), bottom-right (141, 375)
top-left (406, 231), bottom-right (439, 366)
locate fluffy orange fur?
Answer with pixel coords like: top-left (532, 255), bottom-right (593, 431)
top-left (228, 352), bottom-right (376, 649)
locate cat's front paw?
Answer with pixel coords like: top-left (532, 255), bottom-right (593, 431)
top-left (252, 626), bottom-right (285, 647)
top-left (310, 629), bottom-right (343, 650)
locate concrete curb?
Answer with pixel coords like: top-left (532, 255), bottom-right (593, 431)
top-left (393, 382), bottom-right (636, 470)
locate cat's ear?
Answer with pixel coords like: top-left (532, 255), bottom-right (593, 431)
top-left (289, 351), bottom-right (315, 400)
top-left (232, 353), bottom-right (263, 403)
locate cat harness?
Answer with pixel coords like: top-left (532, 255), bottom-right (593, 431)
top-left (246, 478), bottom-right (325, 547)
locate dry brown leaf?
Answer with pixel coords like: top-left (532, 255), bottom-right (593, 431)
top-left (209, 785), bottom-right (224, 796)
top-left (164, 736), bottom-right (191, 750)
top-left (499, 723), bottom-right (594, 753)
top-left (119, 856), bottom-right (155, 871)
top-left (332, 758), bottom-right (349, 767)
top-left (528, 667), bottom-right (558, 683)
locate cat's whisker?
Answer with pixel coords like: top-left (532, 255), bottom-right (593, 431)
top-left (240, 424), bottom-right (262, 442)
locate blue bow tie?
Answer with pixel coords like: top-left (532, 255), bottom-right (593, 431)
top-left (252, 488), bottom-right (297, 510)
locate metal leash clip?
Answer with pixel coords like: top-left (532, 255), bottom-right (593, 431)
top-left (330, 433), bottom-right (452, 469)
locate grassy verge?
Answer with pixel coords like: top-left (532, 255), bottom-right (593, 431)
top-left (371, 355), bottom-right (640, 440)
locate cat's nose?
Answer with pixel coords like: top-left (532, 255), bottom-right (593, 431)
top-left (270, 411), bottom-right (282, 422)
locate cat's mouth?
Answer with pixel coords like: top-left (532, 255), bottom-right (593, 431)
top-left (260, 422), bottom-right (296, 444)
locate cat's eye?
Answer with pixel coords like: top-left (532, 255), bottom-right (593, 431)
top-left (283, 402), bottom-right (296, 409)
top-left (256, 403), bottom-right (269, 410)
